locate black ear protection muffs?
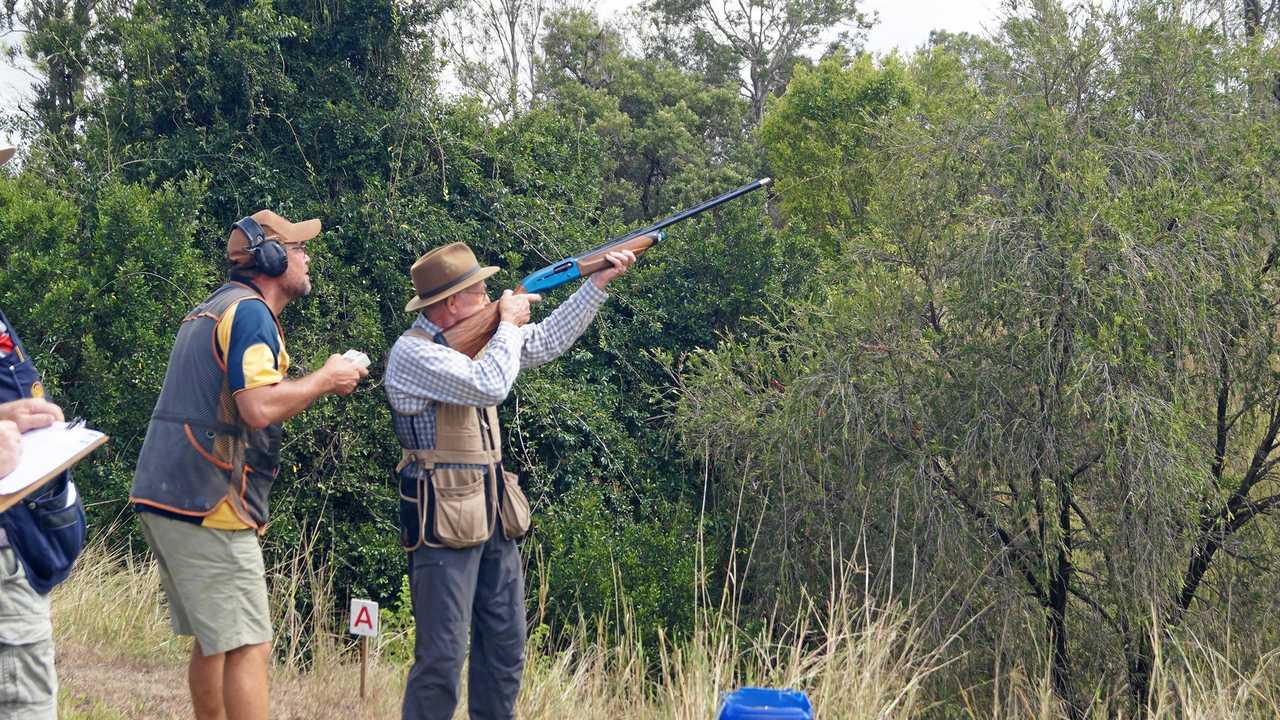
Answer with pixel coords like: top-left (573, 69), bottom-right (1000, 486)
top-left (234, 216), bottom-right (289, 277)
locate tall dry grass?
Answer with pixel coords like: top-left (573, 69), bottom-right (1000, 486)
top-left (48, 529), bottom-right (1280, 719)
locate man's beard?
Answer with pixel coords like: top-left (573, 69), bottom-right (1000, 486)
top-left (286, 274), bottom-right (312, 299)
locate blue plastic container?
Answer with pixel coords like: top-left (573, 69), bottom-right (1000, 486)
top-left (717, 687), bottom-right (813, 719)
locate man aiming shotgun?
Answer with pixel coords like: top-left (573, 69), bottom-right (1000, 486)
top-left (384, 176), bottom-right (769, 720)
top-left (440, 176), bottom-right (771, 357)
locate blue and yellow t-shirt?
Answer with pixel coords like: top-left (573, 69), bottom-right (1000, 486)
top-left (202, 298), bottom-right (290, 530)
top-left (218, 298), bottom-right (291, 394)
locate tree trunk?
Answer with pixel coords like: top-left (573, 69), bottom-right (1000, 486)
top-left (1244, 0), bottom-right (1263, 37)
top-left (507, 0), bottom-right (520, 117)
top-left (1126, 633), bottom-right (1154, 714)
top-left (1049, 474), bottom-right (1082, 720)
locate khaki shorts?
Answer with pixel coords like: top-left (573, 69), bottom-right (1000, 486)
top-left (139, 513), bottom-right (272, 656)
top-left (0, 547), bottom-right (55, 719)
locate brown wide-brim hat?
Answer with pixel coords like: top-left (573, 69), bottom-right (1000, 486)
top-left (226, 209), bottom-right (322, 267)
top-left (405, 242), bottom-right (500, 312)
top-left (0, 146), bottom-right (14, 167)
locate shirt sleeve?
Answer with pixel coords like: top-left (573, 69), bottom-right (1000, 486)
top-left (217, 299), bottom-right (285, 393)
top-left (385, 280), bottom-right (609, 412)
top-left (385, 322), bottom-right (525, 411)
top-left (518, 280), bottom-right (608, 370)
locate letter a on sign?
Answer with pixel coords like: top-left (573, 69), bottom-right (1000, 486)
top-left (349, 598), bottom-right (379, 637)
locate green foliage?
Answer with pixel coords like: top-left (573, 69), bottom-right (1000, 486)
top-left (540, 9), bottom-right (748, 222)
top-left (0, 174), bottom-right (216, 527)
top-left (682, 0), bottom-right (1280, 712)
top-left (528, 484), bottom-right (699, 643)
top-left (377, 573), bottom-right (416, 666)
top-left (759, 52), bottom-right (914, 250)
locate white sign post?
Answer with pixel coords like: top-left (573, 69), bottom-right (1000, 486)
top-left (349, 599), bottom-right (379, 699)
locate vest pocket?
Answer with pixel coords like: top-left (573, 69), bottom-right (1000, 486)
top-left (0, 476), bottom-right (86, 595)
top-left (398, 470), bottom-right (422, 550)
top-left (430, 468), bottom-right (489, 549)
top-left (244, 424), bottom-right (282, 478)
top-left (499, 470), bottom-right (530, 540)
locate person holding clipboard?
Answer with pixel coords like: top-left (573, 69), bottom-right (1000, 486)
top-left (0, 141), bottom-right (89, 720)
top-left (0, 421), bottom-right (17, 479)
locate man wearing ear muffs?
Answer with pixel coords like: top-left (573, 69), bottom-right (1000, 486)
top-left (0, 144), bottom-right (89, 719)
top-left (130, 209), bottom-right (367, 720)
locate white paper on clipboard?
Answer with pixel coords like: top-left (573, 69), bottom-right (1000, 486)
top-left (0, 422), bottom-right (108, 495)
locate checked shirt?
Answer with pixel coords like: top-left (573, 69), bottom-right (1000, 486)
top-left (385, 281), bottom-right (607, 450)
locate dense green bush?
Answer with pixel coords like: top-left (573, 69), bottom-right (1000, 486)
top-left (0, 175), bottom-right (216, 527)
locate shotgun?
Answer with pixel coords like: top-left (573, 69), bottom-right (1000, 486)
top-left (441, 177), bottom-right (772, 358)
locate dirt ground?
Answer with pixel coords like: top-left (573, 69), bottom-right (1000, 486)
top-left (58, 641), bottom-right (404, 720)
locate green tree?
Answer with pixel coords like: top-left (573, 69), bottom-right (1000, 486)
top-left (0, 173), bottom-right (216, 528)
top-left (642, 0), bottom-right (870, 122)
top-left (683, 0), bottom-right (1280, 714)
top-left (759, 51), bottom-right (913, 253)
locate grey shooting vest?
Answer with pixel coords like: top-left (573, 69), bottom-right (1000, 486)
top-left (130, 282), bottom-right (284, 531)
top-left (393, 327), bottom-right (529, 550)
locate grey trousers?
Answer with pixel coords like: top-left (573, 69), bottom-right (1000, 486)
top-left (0, 547), bottom-right (55, 720)
top-left (402, 527), bottom-right (526, 720)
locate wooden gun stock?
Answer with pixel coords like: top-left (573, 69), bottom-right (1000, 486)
top-left (441, 233), bottom-right (661, 358)
top-left (439, 286), bottom-right (517, 359)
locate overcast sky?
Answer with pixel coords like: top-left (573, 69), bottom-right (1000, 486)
top-left (0, 0), bottom-right (1004, 147)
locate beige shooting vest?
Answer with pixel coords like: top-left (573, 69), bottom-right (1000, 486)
top-left (395, 327), bottom-right (530, 550)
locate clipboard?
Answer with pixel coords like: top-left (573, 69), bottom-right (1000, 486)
top-left (0, 422), bottom-right (109, 513)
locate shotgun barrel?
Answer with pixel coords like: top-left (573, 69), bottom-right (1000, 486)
top-left (585, 176), bottom-right (772, 253)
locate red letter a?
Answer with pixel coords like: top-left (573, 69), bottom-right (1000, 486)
top-left (354, 606), bottom-right (373, 630)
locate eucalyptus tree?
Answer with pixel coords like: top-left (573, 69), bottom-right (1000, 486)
top-left (441, 0), bottom-right (549, 118)
top-left (641, 0), bottom-right (869, 123)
